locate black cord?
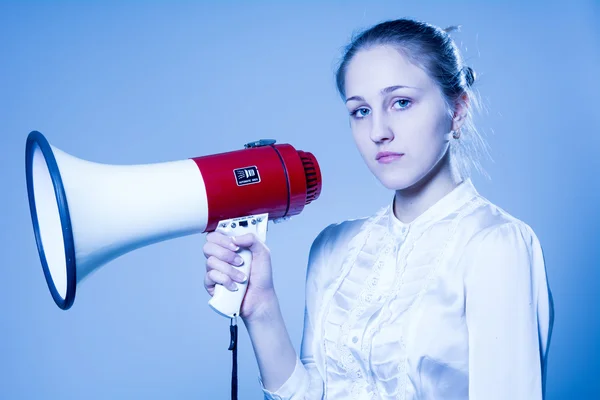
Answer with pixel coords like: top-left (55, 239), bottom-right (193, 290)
top-left (228, 315), bottom-right (238, 400)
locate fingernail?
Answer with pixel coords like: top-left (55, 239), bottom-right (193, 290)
top-left (229, 283), bottom-right (238, 291)
top-left (234, 256), bottom-right (244, 266)
top-left (229, 242), bottom-right (239, 251)
top-left (237, 273), bottom-right (248, 283)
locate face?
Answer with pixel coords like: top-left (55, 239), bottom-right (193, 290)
top-left (344, 45), bottom-right (460, 191)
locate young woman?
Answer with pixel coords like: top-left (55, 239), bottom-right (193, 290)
top-left (202, 18), bottom-right (554, 400)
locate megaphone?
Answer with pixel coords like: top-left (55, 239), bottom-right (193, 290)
top-left (25, 131), bottom-right (322, 318)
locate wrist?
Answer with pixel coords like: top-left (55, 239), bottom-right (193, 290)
top-left (242, 290), bottom-right (280, 326)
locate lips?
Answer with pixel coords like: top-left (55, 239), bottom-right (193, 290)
top-left (376, 151), bottom-right (404, 163)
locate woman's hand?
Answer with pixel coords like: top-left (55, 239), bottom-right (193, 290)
top-left (202, 231), bottom-right (278, 322)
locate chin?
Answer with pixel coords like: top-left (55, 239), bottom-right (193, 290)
top-left (373, 166), bottom-right (432, 192)
top-left (375, 171), bottom-right (419, 191)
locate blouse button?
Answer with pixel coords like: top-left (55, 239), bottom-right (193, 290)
top-left (352, 336), bottom-right (359, 343)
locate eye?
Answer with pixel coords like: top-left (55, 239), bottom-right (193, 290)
top-left (392, 99), bottom-right (411, 110)
top-left (350, 107), bottom-right (371, 119)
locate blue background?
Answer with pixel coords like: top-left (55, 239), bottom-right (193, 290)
top-left (1, 1), bottom-right (598, 398)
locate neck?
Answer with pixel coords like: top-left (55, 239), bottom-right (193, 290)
top-left (393, 152), bottom-right (462, 224)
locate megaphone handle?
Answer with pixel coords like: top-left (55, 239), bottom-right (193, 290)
top-left (208, 213), bottom-right (268, 319)
top-left (208, 247), bottom-right (253, 318)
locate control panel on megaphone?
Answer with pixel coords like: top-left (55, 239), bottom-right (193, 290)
top-left (25, 132), bottom-right (322, 317)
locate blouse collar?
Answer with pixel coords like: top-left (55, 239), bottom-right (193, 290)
top-left (387, 178), bottom-right (479, 238)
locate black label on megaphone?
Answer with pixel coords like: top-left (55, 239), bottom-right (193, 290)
top-left (234, 166), bottom-right (260, 186)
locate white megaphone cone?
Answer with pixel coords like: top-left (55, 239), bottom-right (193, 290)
top-left (25, 131), bottom-right (322, 315)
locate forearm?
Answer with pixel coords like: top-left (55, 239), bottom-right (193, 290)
top-left (243, 292), bottom-right (298, 393)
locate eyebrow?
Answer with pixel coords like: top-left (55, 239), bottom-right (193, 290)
top-left (345, 85), bottom-right (418, 103)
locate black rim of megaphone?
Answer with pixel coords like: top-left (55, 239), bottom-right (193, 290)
top-left (25, 131), bottom-right (76, 310)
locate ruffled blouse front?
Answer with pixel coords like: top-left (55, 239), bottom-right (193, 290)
top-left (260, 179), bottom-right (553, 400)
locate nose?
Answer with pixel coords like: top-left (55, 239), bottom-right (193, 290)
top-left (369, 113), bottom-right (394, 144)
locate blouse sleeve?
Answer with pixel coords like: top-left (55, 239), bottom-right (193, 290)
top-left (464, 222), bottom-right (553, 400)
top-left (259, 225), bottom-right (334, 399)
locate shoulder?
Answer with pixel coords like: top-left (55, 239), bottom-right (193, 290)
top-left (465, 194), bottom-right (541, 251)
top-left (309, 215), bottom-right (368, 261)
top-left (305, 211), bottom-right (374, 284)
top-left (460, 194), bottom-right (544, 281)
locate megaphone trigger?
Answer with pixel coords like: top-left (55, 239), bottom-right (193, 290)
top-left (208, 213), bottom-right (269, 319)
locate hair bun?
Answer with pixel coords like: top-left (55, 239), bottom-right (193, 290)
top-left (463, 66), bottom-right (476, 87)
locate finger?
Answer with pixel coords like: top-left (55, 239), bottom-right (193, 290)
top-left (206, 231), bottom-right (240, 252)
top-left (232, 233), bottom-right (270, 256)
top-left (202, 241), bottom-right (244, 267)
top-left (204, 269), bottom-right (239, 292)
top-left (206, 256), bottom-right (248, 284)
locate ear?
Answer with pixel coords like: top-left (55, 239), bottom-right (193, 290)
top-left (451, 92), bottom-right (469, 131)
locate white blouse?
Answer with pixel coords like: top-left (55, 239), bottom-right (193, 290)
top-left (259, 179), bottom-right (554, 400)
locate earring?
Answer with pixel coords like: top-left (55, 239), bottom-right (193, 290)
top-left (452, 129), bottom-right (461, 139)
